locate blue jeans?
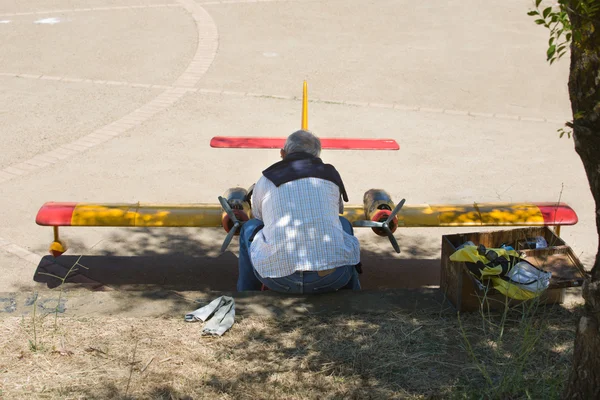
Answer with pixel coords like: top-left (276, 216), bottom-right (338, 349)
top-left (237, 217), bottom-right (361, 293)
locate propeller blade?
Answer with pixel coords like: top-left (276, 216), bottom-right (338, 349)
top-left (388, 234), bottom-right (401, 254)
top-left (387, 198), bottom-right (406, 223)
top-left (383, 226), bottom-right (401, 253)
top-left (353, 220), bottom-right (383, 228)
top-left (218, 196), bottom-right (238, 223)
top-left (220, 222), bottom-right (240, 253)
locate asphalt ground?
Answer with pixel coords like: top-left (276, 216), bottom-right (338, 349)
top-left (0, 0), bottom-right (593, 306)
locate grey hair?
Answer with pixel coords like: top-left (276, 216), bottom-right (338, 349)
top-left (283, 130), bottom-right (321, 157)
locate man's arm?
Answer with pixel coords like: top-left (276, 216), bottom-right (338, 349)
top-left (251, 177), bottom-right (265, 220)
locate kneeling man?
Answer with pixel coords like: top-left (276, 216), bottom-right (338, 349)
top-left (237, 130), bottom-right (361, 293)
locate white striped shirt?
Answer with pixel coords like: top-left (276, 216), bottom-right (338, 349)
top-left (249, 176), bottom-right (361, 278)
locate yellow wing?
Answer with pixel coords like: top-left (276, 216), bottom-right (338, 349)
top-left (37, 202), bottom-right (577, 228)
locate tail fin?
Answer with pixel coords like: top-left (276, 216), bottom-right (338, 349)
top-left (301, 80), bottom-right (308, 130)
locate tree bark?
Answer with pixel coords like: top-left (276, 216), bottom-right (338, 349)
top-left (564, 3), bottom-right (600, 399)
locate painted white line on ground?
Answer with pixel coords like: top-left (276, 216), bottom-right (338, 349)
top-left (0, 4), bottom-right (181, 18)
top-left (34, 17), bottom-right (60, 24)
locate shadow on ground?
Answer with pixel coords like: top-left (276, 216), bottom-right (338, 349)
top-left (32, 227), bottom-right (442, 292)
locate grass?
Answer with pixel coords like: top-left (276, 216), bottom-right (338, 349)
top-left (457, 297), bottom-right (569, 399)
top-left (0, 301), bottom-right (581, 399)
top-left (36, 255), bottom-right (87, 328)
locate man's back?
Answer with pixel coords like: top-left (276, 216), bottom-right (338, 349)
top-left (250, 176), bottom-right (360, 278)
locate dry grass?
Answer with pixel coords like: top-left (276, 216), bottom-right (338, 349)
top-left (0, 304), bottom-right (580, 400)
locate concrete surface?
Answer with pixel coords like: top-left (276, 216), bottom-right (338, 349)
top-left (0, 77), bottom-right (160, 168)
top-left (200, 0), bottom-right (571, 119)
top-left (0, 0), bottom-right (594, 312)
top-left (0, 6), bottom-right (196, 84)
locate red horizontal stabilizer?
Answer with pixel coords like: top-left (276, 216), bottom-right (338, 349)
top-left (210, 137), bottom-right (400, 150)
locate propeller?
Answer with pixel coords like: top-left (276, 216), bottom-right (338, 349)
top-left (218, 196), bottom-right (243, 253)
top-left (354, 198), bottom-right (406, 253)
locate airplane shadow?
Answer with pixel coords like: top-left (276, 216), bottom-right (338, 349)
top-left (32, 228), bottom-right (442, 291)
top-left (33, 253), bottom-right (441, 291)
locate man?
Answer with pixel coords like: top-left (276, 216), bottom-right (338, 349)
top-left (237, 130), bottom-right (361, 293)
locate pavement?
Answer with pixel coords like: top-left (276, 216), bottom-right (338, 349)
top-left (0, 0), bottom-right (593, 315)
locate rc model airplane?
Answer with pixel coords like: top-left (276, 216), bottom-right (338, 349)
top-left (36, 82), bottom-right (578, 257)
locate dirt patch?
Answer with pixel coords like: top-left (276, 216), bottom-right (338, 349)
top-left (0, 303), bottom-right (581, 399)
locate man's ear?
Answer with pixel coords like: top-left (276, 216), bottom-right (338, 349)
top-left (280, 149), bottom-right (285, 159)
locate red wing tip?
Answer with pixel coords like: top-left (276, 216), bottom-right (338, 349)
top-left (36, 202), bottom-right (77, 226)
top-left (536, 203), bottom-right (578, 225)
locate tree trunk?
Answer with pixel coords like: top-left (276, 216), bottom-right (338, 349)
top-left (564, 3), bottom-right (600, 399)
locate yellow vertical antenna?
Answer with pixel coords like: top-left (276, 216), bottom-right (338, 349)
top-left (301, 80), bottom-right (308, 130)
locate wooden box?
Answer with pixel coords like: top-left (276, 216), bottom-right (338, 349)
top-left (441, 227), bottom-right (586, 312)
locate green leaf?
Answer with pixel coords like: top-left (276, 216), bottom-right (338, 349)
top-left (527, 10), bottom-right (538, 16)
top-left (543, 7), bottom-right (552, 18)
top-left (566, 32), bottom-right (572, 41)
top-left (549, 37), bottom-right (555, 46)
top-left (536, 0), bottom-right (542, 6)
top-left (581, 2), bottom-right (590, 14)
top-left (547, 44), bottom-right (556, 60)
top-left (535, 19), bottom-right (546, 25)
top-left (558, 127), bottom-right (572, 139)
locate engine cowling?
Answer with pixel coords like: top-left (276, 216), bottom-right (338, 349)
top-left (221, 187), bottom-right (251, 234)
top-left (363, 189), bottom-right (399, 237)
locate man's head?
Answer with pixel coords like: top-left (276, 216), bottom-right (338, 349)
top-left (281, 130), bottom-right (321, 159)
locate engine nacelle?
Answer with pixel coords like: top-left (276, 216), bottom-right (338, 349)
top-left (221, 187), bottom-right (251, 233)
top-left (363, 189), bottom-right (399, 237)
